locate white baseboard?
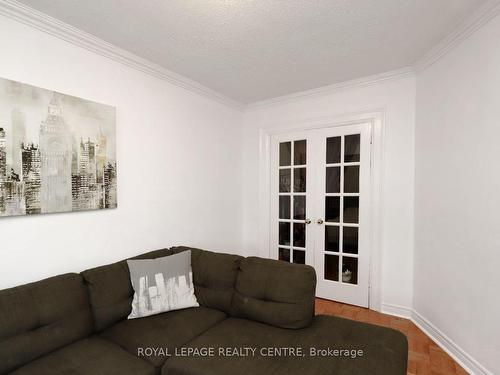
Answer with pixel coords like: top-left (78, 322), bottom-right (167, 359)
top-left (411, 310), bottom-right (493, 375)
top-left (381, 303), bottom-right (413, 319)
top-left (380, 303), bottom-right (493, 375)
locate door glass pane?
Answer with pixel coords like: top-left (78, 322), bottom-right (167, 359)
top-left (325, 254), bottom-right (339, 281)
top-left (344, 165), bottom-right (359, 193)
top-left (319, 131), bottom-right (365, 290)
top-left (325, 196), bottom-right (340, 222)
top-left (279, 142), bottom-right (291, 166)
top-left (293, 168), bottom-right (306, 192)
top-left (342, 227), bottom-right (358, 254)
top-left (279, 169), bottom-right (291, 192)
top-left (279, 222), bottom-right (290, 246)
top-left (344, 134), bottom-right (360, 162)
top-left (326, 166), bottom-right (340, 193)
top-left (293, 196), bottom-right (306, 220)
top-left (342, 256), bottom-right (358, 284)
top-left (326, 137), bottom-right (341, 164)
top-left (279, 196), bottom-right (290, 219)
top-left (325, 225), bottom-right (339, 252)
top-left (293, 223), bottom-right (305, 247)
top-left (293, 250), bottom-right (305, 264)
top-left (294, 140), bottom-right (306, 165)
top-left (279, 248), bottom-right (290, 262)
top-left (343, 197), bottom-right (359, 223)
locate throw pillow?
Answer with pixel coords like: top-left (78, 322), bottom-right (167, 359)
top-left (127, 250), bottom-right (199, 319)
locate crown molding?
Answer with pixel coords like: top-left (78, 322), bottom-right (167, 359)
top-left (0, 0), bottom-right (243, 110)
top-left (414, 0), bottom-right (500, 72)
top-left (246, 67), bottom-right (415, 111)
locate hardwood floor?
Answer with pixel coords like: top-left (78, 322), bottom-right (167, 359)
top-left (315, 298), bottom-right (468, 375)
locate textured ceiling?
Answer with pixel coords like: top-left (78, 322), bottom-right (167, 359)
top-left (17, 0), bottom-right (486, 104)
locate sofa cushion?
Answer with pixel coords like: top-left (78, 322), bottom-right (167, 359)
top-left (128, 251), bottom-right (199, 319)
top-left (231, 257), bottom-right (316, 329)
top-left (100, 306), bottom-right (226, 368)
top-left (171, 246), bottom-right (242, 313)
top-left (10, 337), bottom-right (154, 375)
top-left (81, 248), bottom-right (173, 332)
top-left (161, 316), bottom-right (408, 375)
top-left (0, 273), bottom-right (93, 374)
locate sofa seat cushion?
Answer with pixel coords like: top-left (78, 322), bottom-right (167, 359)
top-left (101, 307), bottom-right (226, 368)
top-left (161, 316), bottom-right (408, 375)
top-left (10, 337), bottom-right (154, 375)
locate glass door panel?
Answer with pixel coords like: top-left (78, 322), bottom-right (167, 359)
top-left (272, 135), bottom-right (312, 266)
top-left (323, 133), bottom-right (360, 285)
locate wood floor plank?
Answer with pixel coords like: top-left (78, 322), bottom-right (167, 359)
top-left (315, 298), bottom-right (468, 374)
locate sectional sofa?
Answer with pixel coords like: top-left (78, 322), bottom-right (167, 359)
top-left (0, 246), bottom-right (408, 374)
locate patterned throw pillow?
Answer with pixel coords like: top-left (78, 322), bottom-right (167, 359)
top-left (127, 250), bottom-right (199, 319)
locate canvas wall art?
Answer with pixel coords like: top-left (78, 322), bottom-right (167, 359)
top-left (0, 77), bottom-right (116, 217)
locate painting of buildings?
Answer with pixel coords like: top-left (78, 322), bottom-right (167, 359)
top-left (0, 77), bottom-right (116, 217)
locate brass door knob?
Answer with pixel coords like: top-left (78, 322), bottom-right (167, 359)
top-left (317, 219), bottom-right (324, 225)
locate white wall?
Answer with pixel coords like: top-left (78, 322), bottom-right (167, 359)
top-left (241, 75), bottom-right (416, 311)
top-left (0, 16), bottom-right (243, 289)
top-left (414, 12), bottom-right (500, 375)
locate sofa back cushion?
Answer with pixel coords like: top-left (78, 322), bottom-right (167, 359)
top-left (231, 257), bottom-right (316, 329)
top-left (0, 273), bottom-right (93, 374)
top-left (171, 246), bottom-right (242, 313)
top-left (81, 248), bottom-right (172, 332)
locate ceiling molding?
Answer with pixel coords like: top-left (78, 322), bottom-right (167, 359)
top-left (0, 0), bottom-right (243, 110)
top-left (414, 0), bottom-right (500, 72)
top-left (246, 67), bottom-right (415, 111)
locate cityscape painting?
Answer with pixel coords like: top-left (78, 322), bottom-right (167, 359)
top-left (0, 77), bottom-right (117, 217)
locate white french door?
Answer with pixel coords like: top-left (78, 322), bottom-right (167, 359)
top-left (270, 123), bottom-right (371, 307)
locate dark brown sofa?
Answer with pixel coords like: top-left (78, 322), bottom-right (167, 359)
top-left (0, 246), bottom-right (408, 375)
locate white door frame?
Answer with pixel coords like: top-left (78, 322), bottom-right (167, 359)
top-left (258, 109), bottom-right (385, 312)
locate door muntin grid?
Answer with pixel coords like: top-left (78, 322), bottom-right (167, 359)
top-left (278, 139), bottom-right (307, 264)
top-left (324, 134), bottom-right (360, 285)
